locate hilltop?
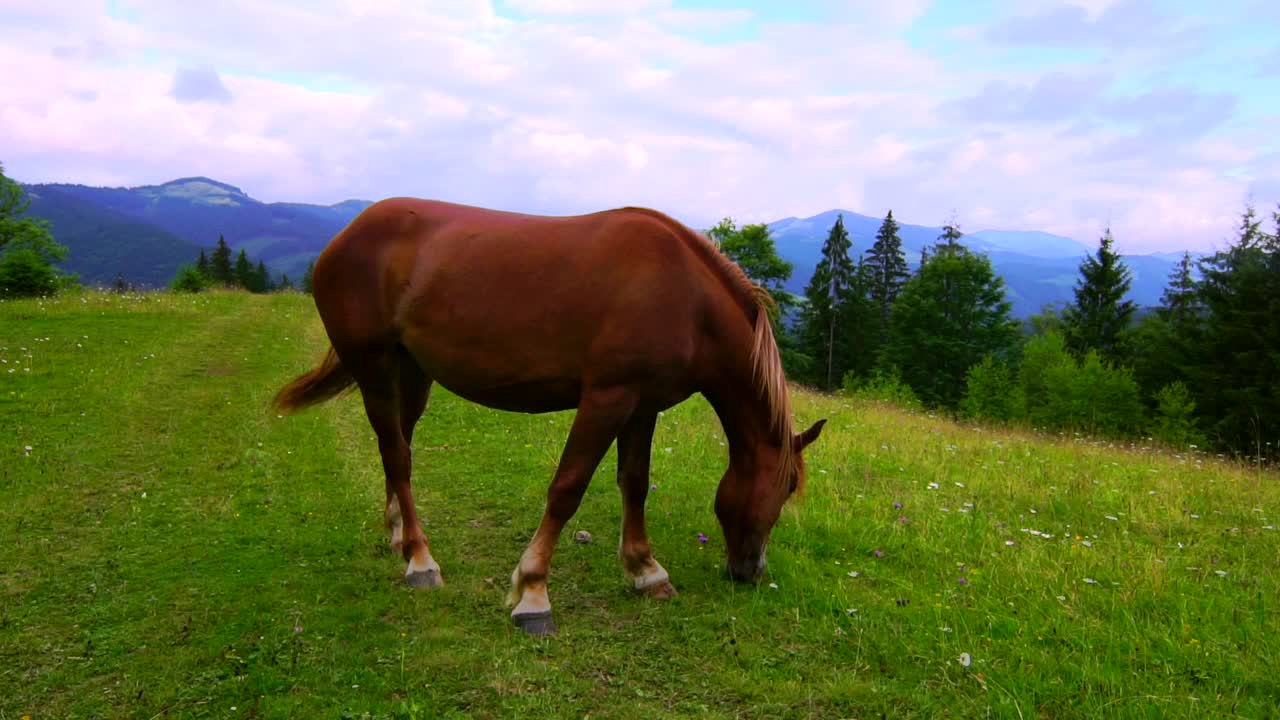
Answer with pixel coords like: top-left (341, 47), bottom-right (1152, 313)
top-left (22, 177), bottom-right (371, 286)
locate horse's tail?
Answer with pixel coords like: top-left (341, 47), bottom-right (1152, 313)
top-left (272, 346), bottom-right (355, 414)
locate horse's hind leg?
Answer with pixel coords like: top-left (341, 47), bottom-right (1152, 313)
top-left (349, 345), bottom-right (443, 589)
top-left (509, 386), bottom-right (637, 635)
top-left (616, 412), bottom-right (676, 599)
top-left (386, 353), bottom-right (434, 563)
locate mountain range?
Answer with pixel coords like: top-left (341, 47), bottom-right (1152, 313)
top-left (21, 176), bottom-right (1186, 317)
top-left (23, 177), bottom-right (371, 287)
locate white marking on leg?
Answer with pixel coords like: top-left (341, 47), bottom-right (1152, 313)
top-left (387, 496), bottom-right (404, 549)
top-left (631, 560), bottom-right (670, 591)
top-left (405, 552), bottom-right (439, 577)
top-left (512, 585), bottom-right (552, 616)
top-left (509, 547), bottom-right (553, 616)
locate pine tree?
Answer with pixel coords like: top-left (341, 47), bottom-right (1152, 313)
top-left (1127, 251), bottom-right (1201, 408)
top-left (301, 259), bottom-right (316, 294)
top-left (279, 273), bottom-right (294, 291)
top-left (1185, 202), bottom-right (1280, 457)
top-left (1158, 251), bottom-right (1198, 327)
top-left (196, 249), bottom-right (210, 279)
top-left (210, 235), bottom-right (233, 286)
top-left (1061, 227), bottom-right (1136, 363)
top-left (233, 249), bottom-right (253, 290)
top-left (253, 260), bottom-right (272, 293)
top-left (1236, 201), bottom-right (1265, 250)
top-left (864, 210), bottom-right (910, 352)
top-left (842, 258), bottom-right (879, 382)
top-left (883, 242), bottom-right (1019, 408)
top-left (936, 216), bottom-right (965, 254)
top-left (796, 215), bottom-right (858, 388)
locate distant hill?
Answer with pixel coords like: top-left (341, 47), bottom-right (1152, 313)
top-left (19, 176), bottom-right (1190, 315)
top-left (23, 185), bottom-right (202, 287)
top-left (766, 210), bottom-right (1183, 317)
top-left (24, 177), bottom-right (372, 285)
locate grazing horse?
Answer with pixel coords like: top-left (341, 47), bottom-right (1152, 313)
top-left (272, 198), bottom-right (825, 635)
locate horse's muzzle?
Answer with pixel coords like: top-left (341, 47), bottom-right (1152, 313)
top-left (727, 552), bottom-right (767, 583)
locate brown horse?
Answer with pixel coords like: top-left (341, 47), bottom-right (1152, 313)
top-left (272, 198), bottom-right (825, 635)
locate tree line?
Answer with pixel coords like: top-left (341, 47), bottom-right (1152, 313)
top-left (709, 204), bottom-right (1280, 462)
top-left (170, 235), bottom-right (315, 294)
top-left (1, 159), bottom-right (322, 297)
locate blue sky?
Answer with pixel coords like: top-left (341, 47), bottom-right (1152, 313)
top-left (2, 0), bottom-right (1277, 253)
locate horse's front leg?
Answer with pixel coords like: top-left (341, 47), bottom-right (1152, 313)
top-left (508, 387), bottom-right (636, 635)
top-left (616, 412), bottom-right (676, 598)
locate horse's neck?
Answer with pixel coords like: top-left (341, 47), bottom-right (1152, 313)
top-left (703, 372), bottom-right (776, 474)
top-left (697, 292), bottom-right (783, 471)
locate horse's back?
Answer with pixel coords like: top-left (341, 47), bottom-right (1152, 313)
top-left (312, 198), bottom-right (732, 412)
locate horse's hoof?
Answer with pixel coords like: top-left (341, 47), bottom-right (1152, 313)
top-left (405, 568), bottom-right (444, 589)
top-left (644, 580), bottom-right (678, 600)
top-left (512, 610), bottom-right (557, 636)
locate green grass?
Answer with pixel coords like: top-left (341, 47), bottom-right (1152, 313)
top-left (2, 289), bottom-right (1277, 719)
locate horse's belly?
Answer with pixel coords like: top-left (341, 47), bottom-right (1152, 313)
top-left (437, 376), bottom-right (581, 414)
top-left (402, 330), bottom-right (584, 413)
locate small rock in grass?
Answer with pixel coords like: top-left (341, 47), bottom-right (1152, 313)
top-left (574, 530), bottom-right (593, 544)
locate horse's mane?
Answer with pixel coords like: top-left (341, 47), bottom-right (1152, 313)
top-left (623, 207), bottom-right (797, 490)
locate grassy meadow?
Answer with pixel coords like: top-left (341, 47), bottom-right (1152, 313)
top-left (2, 289), bottom-right (1277, 719)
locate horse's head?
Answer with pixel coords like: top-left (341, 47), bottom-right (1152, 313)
top-left (715, 418), bottom-right (825, 583)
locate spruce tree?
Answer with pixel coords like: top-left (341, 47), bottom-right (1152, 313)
top-left (796, 215), bottom-right (857, 388)
top-left (279, 273), bottom-right (293, 290)
top-left (253, 260), bottom-right (272, 293)
top-left (1061, 227), bottom-right (1136, 363)
top-left (196, 249), bottom-right (210, 279)
top-left (883, 242), bottom-right (1019, 408)
top-left (1235, 201), bottom-right (1265, 250)
top-left (233, 249), bottom-right (253, 289)
top-left (1128, 250), bottom-right (1201, 406)
top-left (864, 210), bottom-right (910, 352)
top-left (210, 235), bottom-right (233, 286)
top-left (1186, 202), bottom-right (1280, 457)
top-left (302, 259), bottom-right (316, 294)
top-left (1158, 251), bottom-right (1198, 327)
top-left (842, 258), bottom-right (879, 382)
top-left (937, 216), bottom-right (965, 254)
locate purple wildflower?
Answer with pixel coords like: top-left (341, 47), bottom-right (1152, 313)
top-left (697, 532), bottom-right (708, 544)
top-left (957, 577), bottom-right (968, 585)
top-left (893, 502), bottom-right (903, 509)
top-left (874, 549), bottom-right (884, 558)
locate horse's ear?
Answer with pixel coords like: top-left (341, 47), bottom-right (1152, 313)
top-left (793, 419), bottom-right (826, 453)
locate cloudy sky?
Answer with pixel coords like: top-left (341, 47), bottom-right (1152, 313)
top-left (1, 0), bottom-right (1277, 253)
